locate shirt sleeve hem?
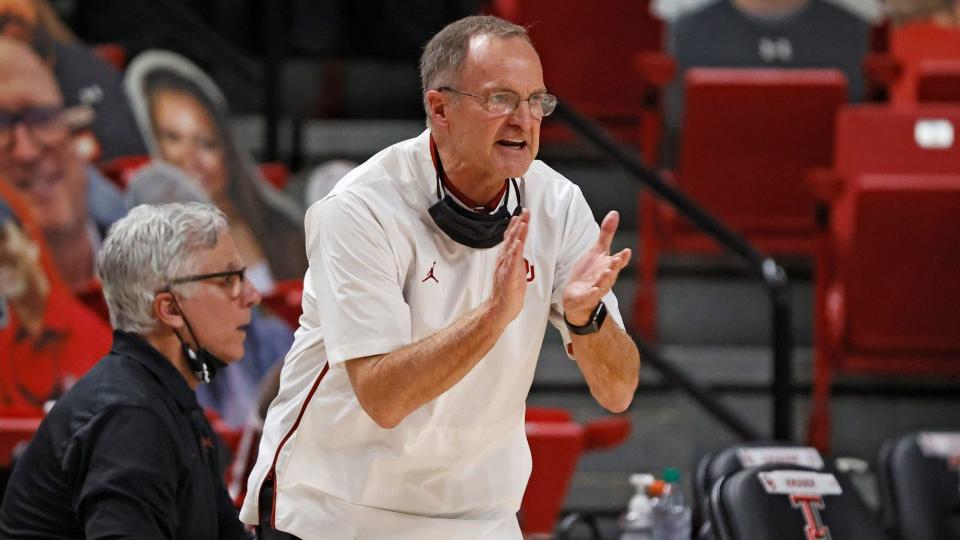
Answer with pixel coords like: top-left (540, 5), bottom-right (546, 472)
top-left (325, 336), bottom-right (409, 367)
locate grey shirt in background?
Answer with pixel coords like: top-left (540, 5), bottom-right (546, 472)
top-left (664, 0), bottom-right (869, 164)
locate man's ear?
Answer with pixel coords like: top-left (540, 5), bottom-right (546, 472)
top-left (153, 291), bottom-right (184, 329)
top-left (425, 90), bottom-right (449, 128)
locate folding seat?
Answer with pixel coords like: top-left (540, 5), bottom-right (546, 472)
top-left (878, 431), bottom-right (960, 540)
top-left (694, 443), bottom-right (826, 538)
top-left (916, 60), bottom-right (960, 103)
top-left (520, 407), bottom-right (630, 536)
top-left (807, 104), bottom-right (960, 450)
top-left (635, 68), bottom-right (847, 338)
top-left (260, 279), bottom-right (305, 329)
top-left (709, 463), bottom-right (889, 540)
top-left (98, 154), bottom-right (151, 189)
top-left (889, 22), bottom-right (960, 104)
top-left (490, 0), bottom-right (664, 147)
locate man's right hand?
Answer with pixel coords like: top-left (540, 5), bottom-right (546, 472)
top-left (487, 208), bottom-right (530, 325)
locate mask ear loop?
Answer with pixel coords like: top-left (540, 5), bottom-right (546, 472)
top-left (169, 292), bottom-right (212, 383)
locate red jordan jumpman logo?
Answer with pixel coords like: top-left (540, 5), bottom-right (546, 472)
top-left (422, 261), bottom-right (439, 283)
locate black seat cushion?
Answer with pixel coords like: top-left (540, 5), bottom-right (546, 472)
top-left (709, 464), bottom-right (889, 540)
top-left (879, 432), bottom-right (960, 540)
top-left (694, 442), bottom-right (824, 537)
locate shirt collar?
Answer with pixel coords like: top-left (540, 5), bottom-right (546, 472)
top-left (110, 330), bottom-right (199, 412)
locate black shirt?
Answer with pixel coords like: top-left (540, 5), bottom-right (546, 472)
top-left (0, 331), bottom-right (250, 540)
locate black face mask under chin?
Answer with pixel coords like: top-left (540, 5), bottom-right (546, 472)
top-left (171, 297), bottom-right (226, 384)
top-left (428, 178), bottom-right (522, 249)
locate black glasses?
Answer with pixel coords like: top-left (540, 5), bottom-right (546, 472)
top-left (168, 267), bottom-right (248, 299)
top-left (0, 106), bottom-right (70, 151)
top-left (438, 87), bottom-right (558, 118)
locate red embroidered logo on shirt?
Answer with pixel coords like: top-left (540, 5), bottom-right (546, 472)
top-left (524, 258), bottom-right (535, 283)
top-left (201, 436), bottom-right (215, 450)
top-left (422, 261), bottom-right (439, 283)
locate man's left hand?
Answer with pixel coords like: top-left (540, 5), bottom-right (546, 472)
top-left (562, 211), bottom-right (632, 326)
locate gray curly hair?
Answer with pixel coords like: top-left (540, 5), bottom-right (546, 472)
top-left (97, 202), bottom-right (227, 333)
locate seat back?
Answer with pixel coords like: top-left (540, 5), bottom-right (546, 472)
top-left (491, 0), bottom-right (661, 143)
top-left (520, 418), bottom-right (584, 535)
top-left (835, 105), bottom-right (960, 180)
top-left (878, 432), bottom-right (960, 540)
top-left (695, 443), bottom-right (826, 536)
top-left (830, 174), bottom-right (960, 354)
top-left (710, 464), bottom-right (889, 540)
top-left (890, 22), bottom-right (960, 103)
top-left (917, 60), bottom-right (960, 103)
top-left (260, 279), bottom-right (304, 330)
top-left (676, 68), bottom-right (846, 241)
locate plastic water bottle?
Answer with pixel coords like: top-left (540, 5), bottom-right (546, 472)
top-left (620, 474), bottom-right (655, 540)
top-left (651, 468), bottom-right (692, 540)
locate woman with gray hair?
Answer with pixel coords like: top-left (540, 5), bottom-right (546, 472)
top-left (0, 202), bottom-right (254, 539)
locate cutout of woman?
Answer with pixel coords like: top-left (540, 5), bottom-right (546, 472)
top-left (124, 50), bottom-right (306, 295)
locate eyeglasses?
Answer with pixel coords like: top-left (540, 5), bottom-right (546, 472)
top-left (168, 267), bottom-right (247, 299)
top-left (0, 106), bottom-right (70, 151)
top-left (438, 87), bottom-right (558, 118)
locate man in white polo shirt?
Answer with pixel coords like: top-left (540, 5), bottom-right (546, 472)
top-left (242, 15), bottom-right (640, 540)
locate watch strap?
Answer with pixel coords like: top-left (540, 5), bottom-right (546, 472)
top-left (564, 301), bottom-right (608, 336)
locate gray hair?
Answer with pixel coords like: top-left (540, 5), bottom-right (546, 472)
top-left (419, 15), bottom-right (531, 116)
top-left (97, 202), bottom-right (228, 334)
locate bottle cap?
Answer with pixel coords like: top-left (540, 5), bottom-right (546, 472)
top-left (629, 473), bottom-right (655, 489)
top-left (663, 467), bottom-right (681, 483)
top-left (647, 480), bottom-right (666, 497)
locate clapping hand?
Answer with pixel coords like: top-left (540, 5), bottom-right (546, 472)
top-left (562, 211), bottom-right (631, 326)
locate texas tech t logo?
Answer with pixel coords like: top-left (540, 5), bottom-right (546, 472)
top-left (789, 494), bottom-right (831, 540)
top-left (758, 470), bottom-right (842, 540)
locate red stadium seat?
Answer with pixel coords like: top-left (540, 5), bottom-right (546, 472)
top-left (635, 69), bottom-right (847, 339)
top-left (258, 162), bottom-right (291, 190)
top-left (520, 407), bottom-right (630, 535)
top-left (916, 60), bottom-right (960, 103)
top-left (260, 279), bottom-right (304, 329)
top-left (98, 154), bottom-right (151, 190)
top-left (807, 104), bottom-right (960, 450)
top-left (92, 43), bottom-right (128, 72)
top-left (810, 173), bottom-right (960, 451)
top-left (490, 0), bottom-right (663, 147)
top-left (0, 417), bottom-right (41, 468)
top-left (890, 21), bottom-right (960, 104)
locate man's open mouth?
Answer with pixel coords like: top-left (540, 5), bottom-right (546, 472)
top-left (497, 139), bottom-right (526, 149)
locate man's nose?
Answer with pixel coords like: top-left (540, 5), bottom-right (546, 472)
top-left (508, 100), bottom-right (535, 130)
top-left (241, 278), bottom-right (261, 308)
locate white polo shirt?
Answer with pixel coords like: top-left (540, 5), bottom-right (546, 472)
top-left (240, 130), bottom-right (624, 539)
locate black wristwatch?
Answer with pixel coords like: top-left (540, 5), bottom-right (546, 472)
top-left (564, 301), bottom-right (608, 336)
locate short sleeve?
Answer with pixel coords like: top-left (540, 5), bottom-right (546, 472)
top-left (547, 186), bottom-right (626, 355)
top-left (306, 194), bottom-right (412, 366)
